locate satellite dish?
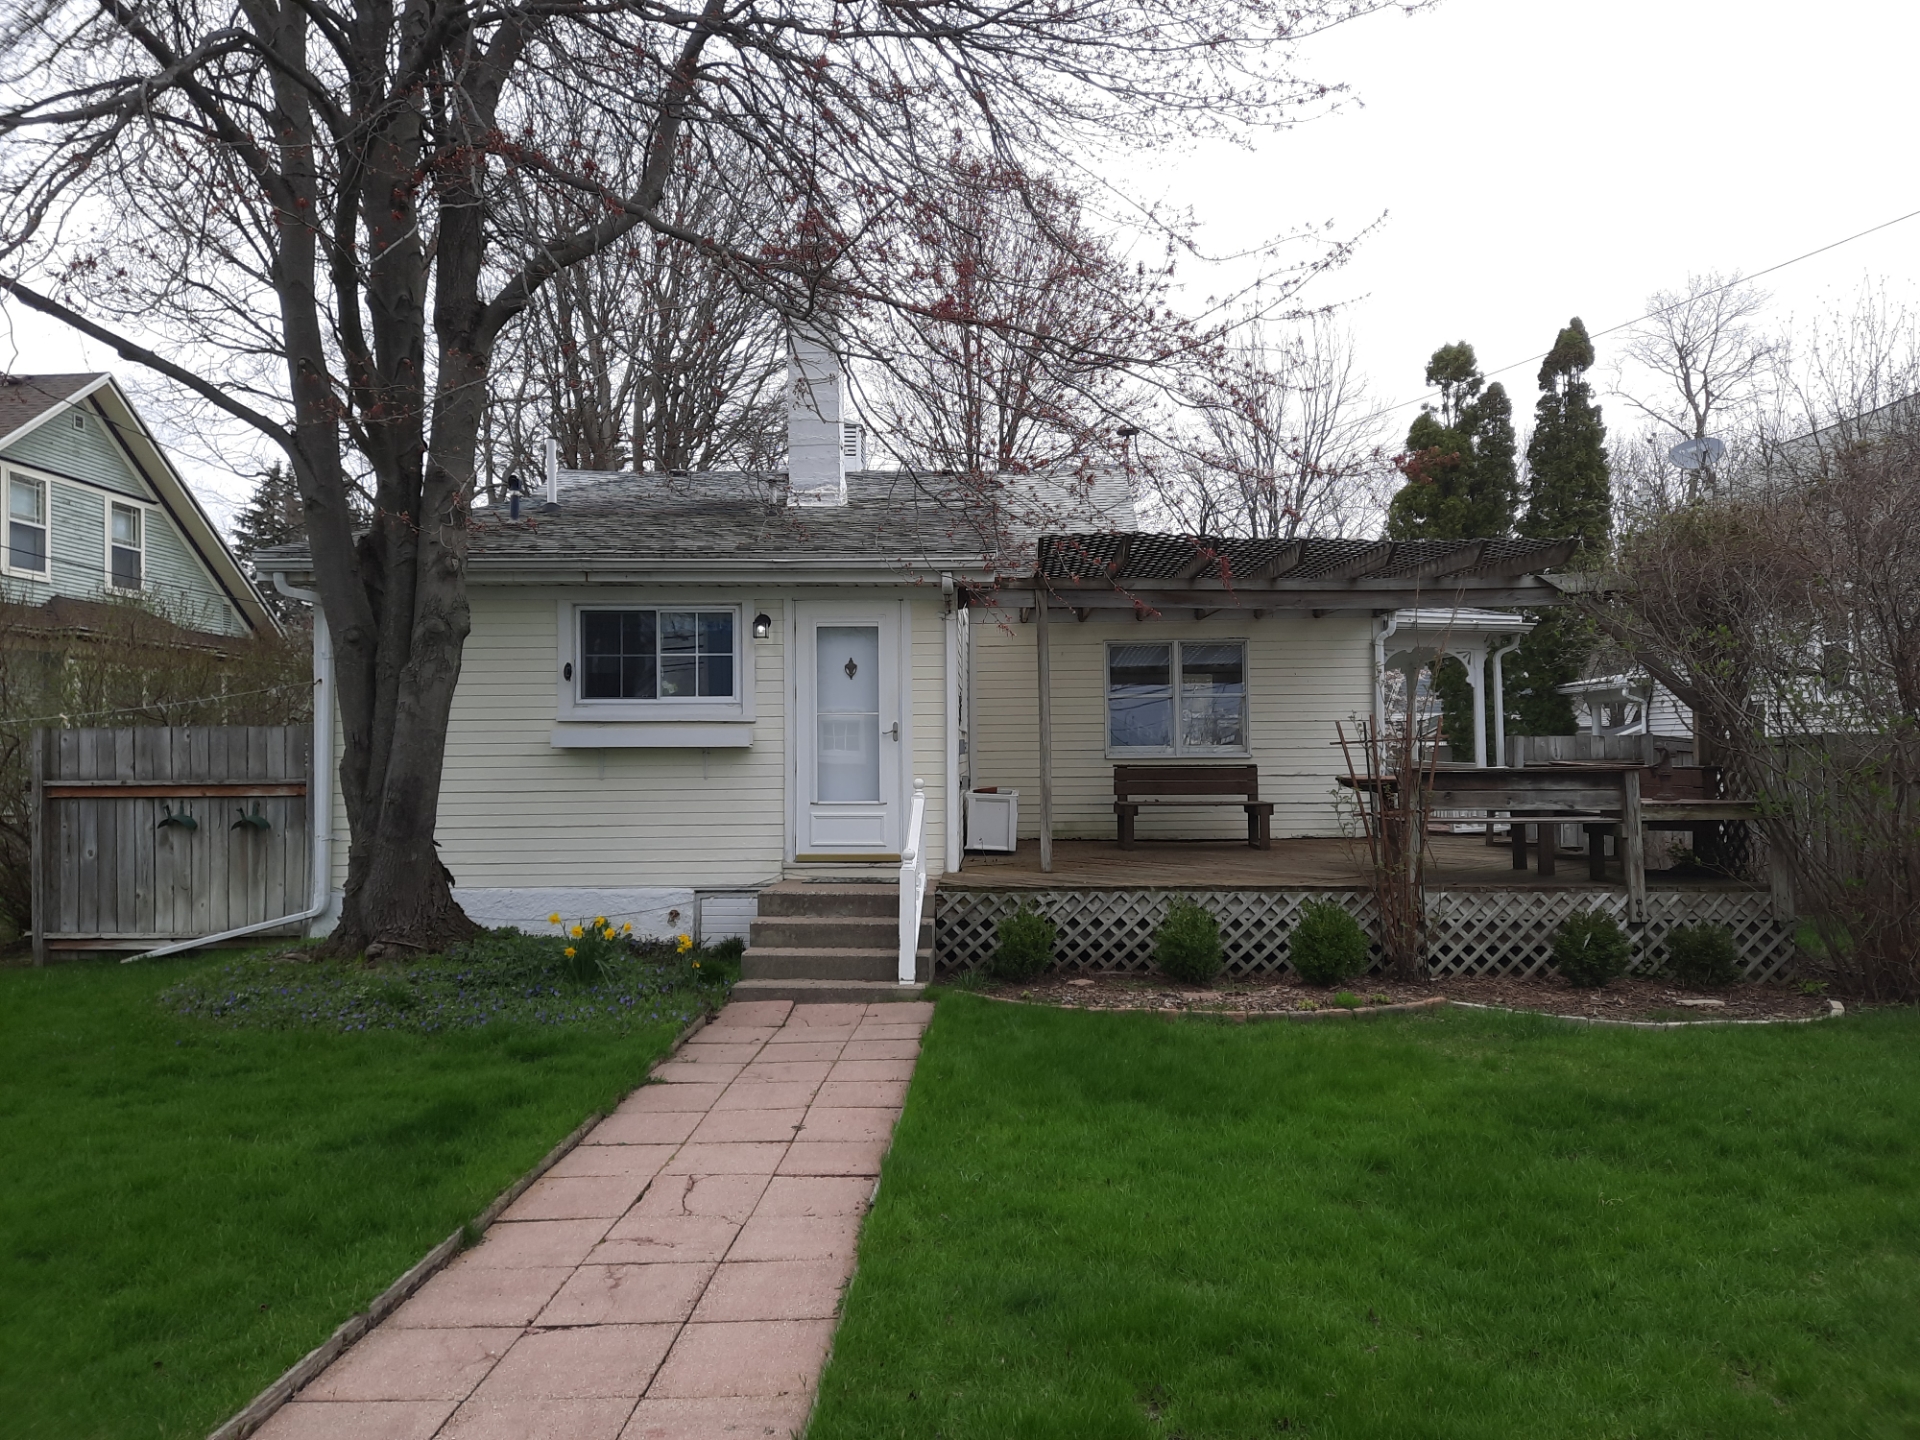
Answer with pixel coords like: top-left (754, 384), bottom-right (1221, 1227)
top-left (1667, 436), bottom-right (1726, 471)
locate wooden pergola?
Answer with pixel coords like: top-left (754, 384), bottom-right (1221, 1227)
top-left (996, 533), bottom-right (1579, 872)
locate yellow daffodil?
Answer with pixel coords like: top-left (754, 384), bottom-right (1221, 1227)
top-left (622, 923), bottom-right (632, 934)
top-left (595, 916), bottom-right (606, 926)
top-left (564, 946), bottom-right (576, 958)
top-left (676, 934), bottom-right (693, 953)
top-left (571, 925), bottom-right (584, 938)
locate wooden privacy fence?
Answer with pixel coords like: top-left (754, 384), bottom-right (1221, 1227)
top-left (30, 725), bottom-right (313, 961)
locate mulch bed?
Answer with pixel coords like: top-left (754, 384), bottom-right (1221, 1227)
top-left (952, 971), bottom-right (1835, 1024)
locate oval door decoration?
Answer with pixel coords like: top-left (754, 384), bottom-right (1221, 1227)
top-left (844, 657), bottom-right (859, 679)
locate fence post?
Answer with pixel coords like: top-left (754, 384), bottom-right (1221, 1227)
top-left (29, 727), bottom-right (48, 966)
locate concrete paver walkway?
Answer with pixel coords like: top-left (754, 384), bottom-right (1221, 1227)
top-left (257, 999), bottom-right (931, 1440)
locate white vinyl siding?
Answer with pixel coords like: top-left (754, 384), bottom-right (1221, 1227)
top-left (329, 585), bottom-right (954, 894)
top-left (967, 605), bottom-right (1373, 840)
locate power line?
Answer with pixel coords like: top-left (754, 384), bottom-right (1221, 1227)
top-left (1370, 203), bottom-right (1920, 423)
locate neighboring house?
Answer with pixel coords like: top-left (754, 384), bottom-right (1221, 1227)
top-left (0, 374), bottom-right (274, 638)
top-left (260, 338), bottom-right (1572, 989)
top-left (1557, 672), bottom-right (1692, 741)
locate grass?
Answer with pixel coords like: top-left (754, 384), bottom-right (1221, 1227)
top-left (0, 952), bottom-right (697, 1440)
top-left (813, 995), bottom-right (1920, 1439)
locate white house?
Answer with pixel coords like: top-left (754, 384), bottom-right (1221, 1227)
top-left (264, 338), bottom-right (1576, 998)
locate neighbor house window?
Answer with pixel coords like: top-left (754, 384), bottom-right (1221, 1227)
top-left (6, 474), bottom-right (47, 576)
top-left (579, 609), bottom-right (734, 700)
top-left (1107, 640), bottom-right (1247, 754)
top-left (109, 502), bottom-right (143, 590)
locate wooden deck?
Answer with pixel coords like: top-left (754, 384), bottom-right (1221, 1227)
top-left (942, 836), bottom-right (1759, 892)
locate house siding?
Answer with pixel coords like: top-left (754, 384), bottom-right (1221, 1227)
top-left (325, 585), bottom-right (956, 915)
top-left (1, 417), bottom-right (246, 635)
top-left (965, 603), bottom-right (1374, 841)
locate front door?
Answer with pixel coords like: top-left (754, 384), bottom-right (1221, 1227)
top-left (795, 603), bottom-right (903, 859)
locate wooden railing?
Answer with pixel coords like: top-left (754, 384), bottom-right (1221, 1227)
top-left (898, 777), bottom-right (927, 985)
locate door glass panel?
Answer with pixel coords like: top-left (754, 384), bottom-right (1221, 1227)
top-left (816, 625), bottom-right (880, 802)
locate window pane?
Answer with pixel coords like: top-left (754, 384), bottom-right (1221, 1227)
top-left (112, 504), bottom-right (140, 547)
top-left (9, 478), bottom-right (43, 522)
top-left (1108, 643), bottom-right (1172, 749)
top-left (659, 611), bottom-right (698, 652)
top-left (1180, 642), bottom-right (1245, 750)
top-left (698, 612), bottom-right (733, 654)
top-left (8, 520), bottom-right (46, 573)
top-left (659, 655), bottom-right (696, 697)
top-left (580, 609), bottom-right (656, 699)
top-left (111, 545), bottom-right (142, 590)
top-left (699, 654), bottom-right (733, 697)
top-left (1109, 643), bottom-right (1170, 690)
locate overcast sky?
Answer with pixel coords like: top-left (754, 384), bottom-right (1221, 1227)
top-left (3, 0), bottom-right (1915, 531)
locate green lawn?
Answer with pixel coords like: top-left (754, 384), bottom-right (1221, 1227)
top-left (814, 995), bottom-right (1920, 1440)
top-left (0, 955), bottom-right (688, 1440)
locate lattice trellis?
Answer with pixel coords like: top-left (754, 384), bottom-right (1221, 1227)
top-left (937, 886), bottom-right (1796, 982)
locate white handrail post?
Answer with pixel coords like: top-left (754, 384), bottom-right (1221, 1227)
top-left (899, 777), bottom-right (927, 984)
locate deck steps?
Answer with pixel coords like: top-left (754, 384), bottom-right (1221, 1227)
top-left (739, 880), bottom-right (932, 994)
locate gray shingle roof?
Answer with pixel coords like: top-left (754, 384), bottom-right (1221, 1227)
top-left (0, 373), bottom-right (105, 441)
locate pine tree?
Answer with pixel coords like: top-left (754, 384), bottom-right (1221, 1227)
top-left (232, 462), bottom-right (309, 625)
top-left (1386, 342), bottom-right (1517, 542)
top-left (1385, 343), bottom-right (1519, 755)
top-left (1511, 317), bottom-right (1612, 735)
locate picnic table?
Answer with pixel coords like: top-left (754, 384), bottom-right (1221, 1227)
top-left (1338, 764), bottom-right (1778, 922)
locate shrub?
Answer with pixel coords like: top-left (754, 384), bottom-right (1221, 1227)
top-left (1664, 923), bottom-right (1740, 987)
top-left (1290, 900), bottom-right (1369, 986)
top-left (1552, 910), bottom-right (1633, 987)
top-left (990, 904), bottom-right (1056, 981)
top-left (1155, 897), bottom-right (1223, 985)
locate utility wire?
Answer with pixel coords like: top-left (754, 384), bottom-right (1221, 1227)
top-left (1370, 204), bottom-right (1920, 422)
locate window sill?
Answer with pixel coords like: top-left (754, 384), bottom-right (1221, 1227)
top-left (549, 722), bottom-right (754, 749)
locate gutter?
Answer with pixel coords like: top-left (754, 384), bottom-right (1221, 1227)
top-left (123, 573), bottom-right (335, 961)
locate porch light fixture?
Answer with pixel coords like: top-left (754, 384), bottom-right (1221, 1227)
top-left (752, 613), bottom-right (772, 640)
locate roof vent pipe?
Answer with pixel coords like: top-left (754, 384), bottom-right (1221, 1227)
top-left (543, 437), bottom-right (559, 512)
top-left (788, 327), bottom-right (849, 507)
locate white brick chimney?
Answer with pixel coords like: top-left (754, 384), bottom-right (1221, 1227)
top-left (787, 328), bottom-right (849, 507)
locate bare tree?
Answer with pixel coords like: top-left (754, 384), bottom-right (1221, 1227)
top-left (486, 129), bottom-right (785, 485)
top-left (1150, 315), bottom-right (1389, 537)
top-left (857, 153), bottom-right (1170, 484)
top-left (1613, 271), bottom-right (1774, 501)
top-left (0, 0), bottom-right (1419, 955)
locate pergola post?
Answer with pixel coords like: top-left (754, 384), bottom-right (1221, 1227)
top-left (1491, 638), bottom-right (1521, 767)
top-left (1035, 583), bottom-right (1053, 873)
top-left (1468, 644), bottom-right (1489, 768)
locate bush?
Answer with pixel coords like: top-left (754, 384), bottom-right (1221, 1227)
top-left (990, 904), bottom-right (1056, 981)
top-left (1155, 897), bottom-right (1223, 985)
top-left (1664, 923), bottom-right (1740, 988)
top-left (1552, 910), bottom-right (1633, 987)
top-left (1290, 900), bottom-right (1369, 986)
top-left (553, 913), bottom-right (633, 984)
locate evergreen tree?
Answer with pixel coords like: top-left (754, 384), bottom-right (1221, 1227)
top-left (232, 462), bottom-right (309, 625)
top-left (1511, 317), bottom-right (1612, 735)
top-left (1385, 343), bottom-right (1519, 755)
top-left (1521, 317), bottom-right (1610, 552)
top-left (1386, 342), bottom-right (1517, 542)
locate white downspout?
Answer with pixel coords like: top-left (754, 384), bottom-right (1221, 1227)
top-left (125, 573), bottom-right (335, 961)
top-left (942, 573), bottom-right (961, 873)
top-left (1491, 636), bottom-right (1523, 767)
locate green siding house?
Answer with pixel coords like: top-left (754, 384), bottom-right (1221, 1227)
top-left (0, 374), bottom-right (273, 636)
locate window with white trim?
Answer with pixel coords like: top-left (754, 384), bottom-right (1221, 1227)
top-left (109, 502), bottom-right (144, 590)
top-left (5, 473), bottom-right (48, 576)
top-left (1106, 640), bottom-right (1248, 755)
top-left (579, 609), bottom-right (735, 701)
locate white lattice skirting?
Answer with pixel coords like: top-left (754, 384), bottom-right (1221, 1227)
top-left (937, 887), bottom-right (1796, 982)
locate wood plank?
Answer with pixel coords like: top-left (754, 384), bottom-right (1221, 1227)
top-left (1622, 768), bottom-right (1647, 924)
top-left (30, 730), bottom-right (47, 965)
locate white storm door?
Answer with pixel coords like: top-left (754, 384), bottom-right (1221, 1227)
top-left (797, 604), bottom-right (903, 857)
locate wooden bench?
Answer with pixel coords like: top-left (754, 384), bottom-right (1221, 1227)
top-left (1114, 764), bottom-right (1274, 850)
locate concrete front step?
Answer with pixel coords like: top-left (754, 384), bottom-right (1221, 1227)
top-left (740, 946), bottom-right (932, 982)
top-left (756, 881), bottom-right (906, 919)
top-left (749, 914), bottom-right (932, 950)
top-left (730, 977), bottom-right (928, 1003)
